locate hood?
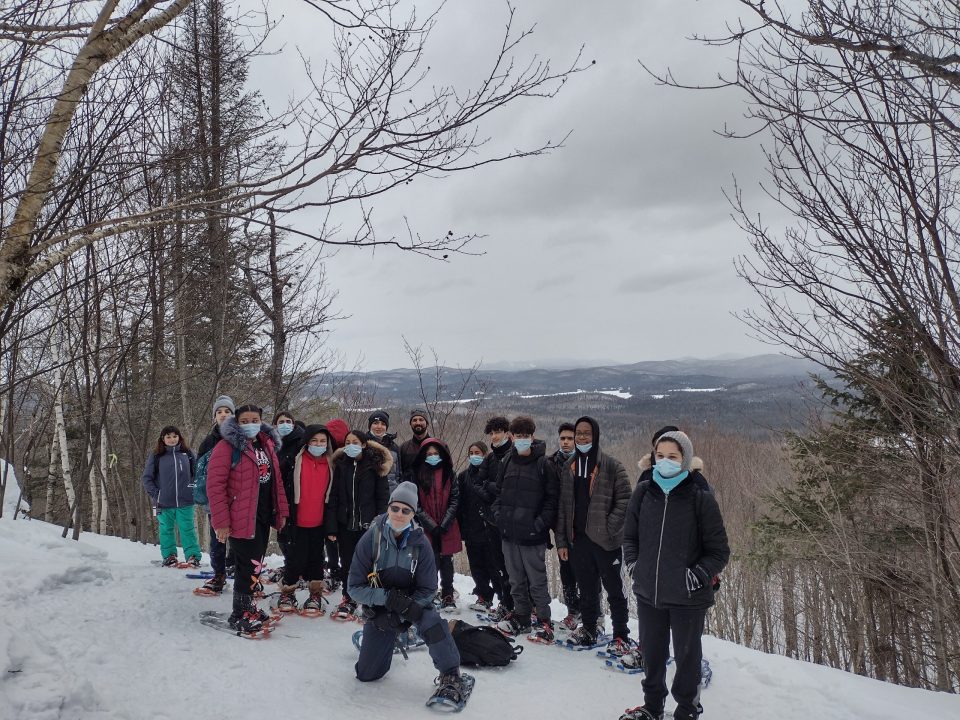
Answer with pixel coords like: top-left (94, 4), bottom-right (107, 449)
top-left (574, 415), bottom-right (601, 455)
top-left (330, 439), bottom-right (394, 477)
top-left (638, 454), bottom-right (704, 474)
top-left (303, 424), bottom-right (337, 451)
top-left (325, 418), bottom-right (349, 447)
top-left (413, 437), bottom-right (453, 471)
top-left (220, 416), bottom-right (282, 451)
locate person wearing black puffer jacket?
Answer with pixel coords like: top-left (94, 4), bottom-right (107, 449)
top-left (457, 441), bottom-right (507, 613)
top-left (490, 416), bottom-right (559, 643)
top-left (273, 410), bottom-right (307, 561)
top-left (620, 431), bottom-right (729, 720)
top-left (327, 429), bottom-right (392, 618)
top-left (367, 410), bottom-right (401, 492)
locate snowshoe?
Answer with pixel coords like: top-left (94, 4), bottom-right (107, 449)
top-left (560, 628), bottom-right (612, 651)
top-left (300, 592), bottom-right (327, 618)
top-left (198, 610), bottom-right (271, 639)
top-left (193, 574), bottom-right (227, 597)
top-left (528, 620), bottom-right (555, 644)
top-left (426, 672), bottom-right (475, 712)
top-left (439, 595), bottom-right (459, 614)
top-left (467, 596), bottom-right (492, 612)
top-left (185, 556), bottom-right (202, 569)
top-left (600, 636), bottom-right (637, 659)
top-left (265, 566), bottom-right (285, 585)
top-left (700, 658), bottom-right (712, 688)
top-left (486, 604), bottom-right (510, 622)
top-left (323, 577), bottom-right (341, 595)
top-left (331, 598), bottom-right (358, 621)
top-left (161, 555), bottom-right (179, 568)
top-left (561, 611), bottom-right (581, 631)
top-left (494, 613), bottom-right (531, 638)
top-left (603, 657), bottom-right (644, 675)
top-left (276, 590), bottom-right (299, 613)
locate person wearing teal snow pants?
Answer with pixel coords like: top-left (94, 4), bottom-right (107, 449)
top-left (142, 425), bottom-right (201, 565)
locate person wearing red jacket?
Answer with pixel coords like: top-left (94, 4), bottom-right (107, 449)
top-left (207, 404), bottom-right (289, 635)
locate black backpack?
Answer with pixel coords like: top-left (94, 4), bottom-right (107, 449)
top-left (450, 620), bottom-right (523, 667)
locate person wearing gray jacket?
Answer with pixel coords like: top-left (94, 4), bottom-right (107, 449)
top-left (555, 416), bottom-right (632, 652)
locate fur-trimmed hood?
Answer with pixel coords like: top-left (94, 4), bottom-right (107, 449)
top-left (330, 439), bottom-right (394, 478)
top-left (638, 454), bottom-right (703, 473)
top-left (220, 416), bottom-right (282, 451)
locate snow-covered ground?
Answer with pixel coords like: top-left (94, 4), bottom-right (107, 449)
top-left (2, 515), bottom-right (959, 720)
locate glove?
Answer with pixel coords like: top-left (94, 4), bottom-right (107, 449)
top-left (385, 589), bottom-right (412, 615)
top-left (431, 525), bottom-right (443, 539)
top-left (685, 564), bottom-right (710, 593)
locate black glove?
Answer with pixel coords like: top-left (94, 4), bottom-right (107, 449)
top-left (431, 525), bottom-right (443, 539)
top-left (373, 609), bottom-right (405, 632)
top-left (685, 564), bottom-right (711, 593)
top-left (385, 589), bottom-right (412, 615)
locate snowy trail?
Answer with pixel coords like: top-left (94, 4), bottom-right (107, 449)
top-left (2, 517), bottom-right (959, 720)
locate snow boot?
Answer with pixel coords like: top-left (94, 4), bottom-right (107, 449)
top-left (605, 636), bottom-right (636, 658)
top-left (439, 594), bottom-right (458, 613)
top-left (495, 612), bottom-right (532, 637)
top-left (431, 670), bottom-right (471, 708)
top-left (186, 556), bottom-right (201, 569)
top-left (194, 573), bottom-right (227, 597)
top-left (277, 585), bottom-right (299, 613)
top-left (301, 581), bottom-right (327, 617)
top-left (332, 593), bottom-right (357, 620)
top-left (618, 707), bottom-right (663, 720)
top-left (161, 555), bottom-right (179, 568)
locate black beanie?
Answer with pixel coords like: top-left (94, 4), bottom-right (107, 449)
top-left (368, 410), bottom-right (390, 429)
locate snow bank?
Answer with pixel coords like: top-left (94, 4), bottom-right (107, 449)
top-left (1, 459), bottom-right (29, 517)
top-left (1, 516), bottom-right (958, 719)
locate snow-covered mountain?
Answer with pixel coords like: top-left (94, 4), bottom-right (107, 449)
top-left (2, 512), bottom-right (957, 719)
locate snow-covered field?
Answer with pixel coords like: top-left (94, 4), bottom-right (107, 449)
top-left (2, 514), bottom-right (959, 720)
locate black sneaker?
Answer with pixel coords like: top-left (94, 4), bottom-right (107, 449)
top-left (495, 613), bottom-right (532, 637)
top-left (619, 707), bottom-right (663, 720)
top-left (567, 623), bottom-right (598, 646)
top-left (161, 555), bottom-right (179, 568)
top-left (228, 610), bottom-right (265, 635)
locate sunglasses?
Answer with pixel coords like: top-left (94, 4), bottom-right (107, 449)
top-left (388, 504), bottom-right (414, 516)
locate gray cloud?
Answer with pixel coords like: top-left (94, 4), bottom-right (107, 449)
top-left (252, 0), bottom-right (777, 368)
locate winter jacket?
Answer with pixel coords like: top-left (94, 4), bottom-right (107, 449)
top-left (412, 438), bottom-right (462, 556)
top-left (491, 439), bottom-right (559, 546)
top-left (457, 464), bottom-right (491, 543)
top-left (554, 416), bottom-right (630, 550)
top-left (477, 438), bottom-right (513, 505)
top-left (370, 432), bottom-right (402, 492)
top-left (206, 418), bottom-right (290, 539)
top-left (399, 435), bottom-right (427, 483)
top-left (275, 424), bottom-right (306, 525)
top-left (622, 475), bottom-right (730, 610)
top-left (141, 444), bottom-right (196, 509)
top-left (556, 448), bottom-right (631, 552)
top-left (327, 440), bottom-right (392, 533)
top-left (290, 447), bottom-right (335, 529)
top-left (347, 513), bottom-right (438, 610)
top-left (197, 424), bottom-right (224, 458)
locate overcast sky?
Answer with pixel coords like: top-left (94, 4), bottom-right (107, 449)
top-left (249, 0), bottom-right (786, 371)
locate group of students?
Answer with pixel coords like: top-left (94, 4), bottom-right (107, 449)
top-left (141, 400), bottom-right (729, 720)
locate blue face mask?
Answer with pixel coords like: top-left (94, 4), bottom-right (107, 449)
top-left (653, 466), bottom-right (689, 494)
top-left (559, 448), bottom-right (575, 459)
top-left (468, 455), bottom-right (484, 467)
top-left (655, 458), bottom-right (683, 478)
top-left (576, 443), bottom-right (592, 454)
top-left (277, 422), bottom-right (294, 437)
top-left (425, 454), bottom-right (442, 466)
top-left (513, 438), bottom-right (533, 453)
top-left (344, 444), bottom-right (362, 459)
top-left (240, 423), bottom-right (260, 439)
top-left (493, 437), bottom-right (508, 448)
top-left (307, 444), bottom-right (326, 457)
top-left (392, 521), bottom-right (412, 534)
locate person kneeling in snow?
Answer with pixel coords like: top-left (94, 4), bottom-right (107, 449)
top-left (349, 481), bottom-right (469, 702)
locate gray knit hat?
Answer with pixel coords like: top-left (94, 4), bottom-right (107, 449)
top-left (389, 481), bottom-right (419, 511)
top-left (409, 409), bottom-right (428, 423)
top-left (656, 430), bottom-right (693, 472)
top-left (212, 395), bottom-right (235, 420)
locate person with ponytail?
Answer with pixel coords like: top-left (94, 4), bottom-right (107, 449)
top-left (206, 404), bottom-right (289, 635)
